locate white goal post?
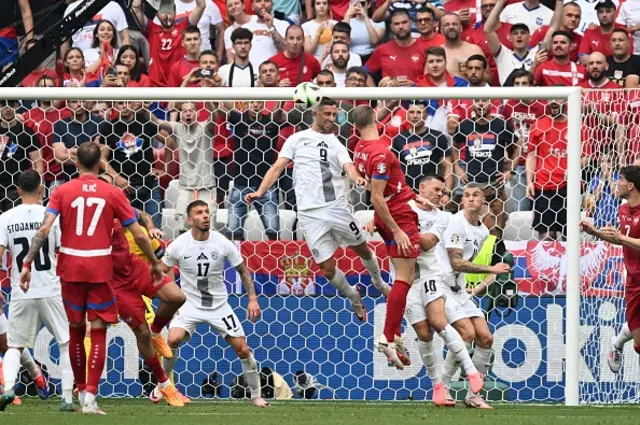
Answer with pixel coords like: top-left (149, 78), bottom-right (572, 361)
top-left (0, 86), bottom-right (583, 405)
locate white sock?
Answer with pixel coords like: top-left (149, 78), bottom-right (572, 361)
top-left (467, 346), bottom-right (492, 398)
top-left (2, 348), bottom-right (22, 392)
top-left (418, 340), bottom-right (441, 386)
top-left (328, 268), bottom-right (359, 303)
top-left (158, 379), bottom-right (170, 390)
top-left (439, 325), bottom-right (476, 374)
top-left (84, 391), bottom-right (95, 406)
top-left (20, 348), bottom-right (40, 379)
top-left (162, 348), bottom-right (178, 376)
top-left (614, 323), bottom-right (632, 350)
top-left (58, 342), bottom-right (74, 403)
top-left (442, 341), bottom-right (471, 387)
top-left (360, 255), bottom-right (390, 294)
top-left (240, 354), bottom-right (261, 400)
top-left (79, 390), bottom-right (87, 407)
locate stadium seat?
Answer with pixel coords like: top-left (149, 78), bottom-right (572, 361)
top-left (503, 211), bottom-right (536, 241)
top-left (161, 208), bottom-right (179, 240)
top-left (354, 210), bottom-right (383, 242)
top-left (244, 210), bottom-right (297, 241)
top-left (164, 180), bottom-right (180, 210)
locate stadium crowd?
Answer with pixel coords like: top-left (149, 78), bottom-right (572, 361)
top-left (1, 0), bottom-right (640, 241)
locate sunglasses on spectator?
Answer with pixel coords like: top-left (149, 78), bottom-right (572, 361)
top-left (416, 17), bottom-right (433, 23)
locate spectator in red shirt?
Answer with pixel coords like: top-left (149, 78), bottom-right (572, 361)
top-left (20, 39), bottom-right (57, 88)
top-left (22, 76), bottom-right (71, 195)
top-left (115, 44), bottom-right (153, 87)
top-left (415, 7), bottom-right (446, 50)
top-left (464, 0), bottom-right (513, 50)
top-left (131, 0), bottom-right (206, 87)
top-left (534, 30), bottom-right (586, 86)
top-left (527, 98), bottom-right (568, 240)
top-left (330, 0), bottom-right (352, 21)
top-left (444, 0), bottom-right (479, 34)
top-left (578, 0), bottom-right (632, 63)
top-left (530, 0), bottom-right (582, 62)
top-left (269, 25), bottom-right (321, 86)
top-left (61, 48), bottom-right (100, 87)
top-left (365, 10), bottom-right (426, 86)
top-left (168, 26), bottom-right (203, 87)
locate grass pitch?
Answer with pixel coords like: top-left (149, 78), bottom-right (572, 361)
top-left (1, 399), bottom-right (639, 425)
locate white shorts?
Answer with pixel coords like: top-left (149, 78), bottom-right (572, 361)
top-left (169, 301), bottom-right (245, 339)
top-left (175, 187), bottom-right (217, 231)
top-left (406, 277), bottom-right (446, 326)
top-left (444, 292), bottom-right (484, 324)
top-left (7, 296), bottom-right (70, 348)
top-left (298, 205), bottom-right (365, 263)
top-left (0, 311), bottom-right (7, 335)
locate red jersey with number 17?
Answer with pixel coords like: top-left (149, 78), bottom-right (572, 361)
top-left (619, 203), bottom-right (640, 281)
top-left (45, 175), bottom-right (137, 284)
top-left (353, 139), bottom-right (416, 212)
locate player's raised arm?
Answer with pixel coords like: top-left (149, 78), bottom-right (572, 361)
top-left (245, 157), bottom-right (291, 203)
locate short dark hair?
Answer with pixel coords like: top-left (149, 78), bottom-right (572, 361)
top-left (18, 170), bottom-right (41, 194)
top-left (511, 69), bottom-right (534, 84)
top-left (611, 28), bottom-right (630, 39)
top-left (333, 22), bottom-right (351, 35)
top-left (420, 174), bottom-right (445, 185)
top-left (426, 46), bottom-right (447, 60)
top-left (36, 75), bottom-right (57, 87)
top-left (318, 97), bottom-right (337, 108)
top-left (346, 66), bottom-right (366, 79)
top-left (353, 105), bottom-right (376, 129)
top-left (285, 24), bottom-right (303, 38)
top-left (564, 1), bottom-right (581, 10)
top-left (187, 200), bottom-right (208, 216)
top-left (77, 142), bottom-right (102, 170)
top-left (198, 49), bottom-right (216, 60)
top-left (621, 166), bottom-right (640, 191)
top-left (317, 69), bottom-right (335, 80)
top-left (467, 54), bottom-right (487, 69)
top-left (184, 25), bottom-right (201, 37)
top-left (552, 30), bottom-right (573, 43)
top-left (390, 9), bottom-right (411, 21)
top-left (259, 60), bottom-right (278, 72)
top-left (415, 6), bottom-right (436, 19)
top-left (463, 182), bottom-right (485, 193)
top-left (231, 27), bottom-right (253, 44)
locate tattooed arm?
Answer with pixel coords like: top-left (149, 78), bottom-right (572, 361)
top-left (235, 262), bottom-right (261, 322)
top-left (19, 212), bottom-right (56, 291)
top-left (447, 248), bottom-right (511, 275)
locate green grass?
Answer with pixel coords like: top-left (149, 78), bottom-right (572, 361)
top-left (2, 399), bottom-right (640, 425)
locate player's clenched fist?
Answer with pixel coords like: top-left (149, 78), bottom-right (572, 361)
top-left (19, 267), bottom-right (31, 293)
top-left (247, 298), bottom-right (261, 322)
top-left (579, 219), bottom-right (596, 235)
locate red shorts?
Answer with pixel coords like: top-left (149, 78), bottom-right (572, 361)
top-left (374, 203), bottom-right (420, 259)
top-left (61, 280), bottom-right (118, 325)
top-left (112, 260), bottom-right (171, 329)
top-left (626, 276), bottom-right (640, 332)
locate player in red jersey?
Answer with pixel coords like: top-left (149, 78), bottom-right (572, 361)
top-left (19, 142), bottom-right (163, 415)
top-left (581, 166), bottom-right (640, 366)
top-left (353, 105), bottom-right (423, 370)
top-left (130, 0), bottom-right (206, 87)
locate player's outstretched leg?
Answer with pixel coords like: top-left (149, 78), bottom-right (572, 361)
top-left (464, 317), bottom-right (493, 409)
top-left (227, 336), bottom-right (268, 408)
top-left (132, 324), bottom-right (183, 407)
top-left (152, 327), bottom-right (191, 404)
top-left (350, 243), bottom-right (391, 297)
top-left (318, 257), bottom-right (366, 321)
top-left (149, 282), bottom-right (186, 359)
top-left (609, 323), bottom-right (631, 373)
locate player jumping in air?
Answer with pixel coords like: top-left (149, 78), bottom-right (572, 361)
top-left (352, 105), bottom-right (423, 369)
top-left (0, 170), bottom-right (73, 411)
top-left (246, 97), bottom-right (391, 321)
top-left (401, 175), bottom-right (485, 406)
top-left (581, 166), bottom-right (640, 372)
top-left (153, 200), bottom-right (268, 408)
top-left (19, 142), bottom-right (164, 415)
top-left (439, 184), bottom-right (511, 408)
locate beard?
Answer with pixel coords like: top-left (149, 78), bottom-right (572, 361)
top-left (333, 57), bottom-right (348, 69)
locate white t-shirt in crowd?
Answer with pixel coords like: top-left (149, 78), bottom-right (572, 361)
top-left (152, 0), bottom-right (223, 51)
top-left (616, 0), bottom-right (640, 55)
top-left (321, 54), bottom-right (362, 86)
top-left (348, 17), bottom-right (386, 56)
top-left (218, 63), bottom-right (259, 86)
top-left (243, 15), bottom-right (290, 68)
top-left (301, 19), bottom-right (338, 60)
top-left (500, 1), bottom-right (553, 32)
top-left (64, 1), bottom-right (128, 52)
top-left (495, 45), bottom-right (538, 85)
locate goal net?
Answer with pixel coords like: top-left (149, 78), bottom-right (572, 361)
top-left (0, 86), bottom-right (636, 405)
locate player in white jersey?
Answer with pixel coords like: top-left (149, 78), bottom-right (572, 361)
top-left (0, 170), bottom-right (75, 412)
top-left (153, 200), bottom-right (268, 408)
top-left (246, 97), bottom-right (391, 320)
top-left (402, 175), bottom-right (484, 406)
top-left (438, 183), bottom-right (511, 409)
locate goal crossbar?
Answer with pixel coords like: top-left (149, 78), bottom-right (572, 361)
top-left (1, 86), bottom-right (582, 406)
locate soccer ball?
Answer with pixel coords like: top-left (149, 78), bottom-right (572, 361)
top-left (293, 82), bottom-right (323, 110)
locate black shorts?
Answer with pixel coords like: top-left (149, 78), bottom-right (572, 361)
top-left (533, 186), bottom-right (567, 234)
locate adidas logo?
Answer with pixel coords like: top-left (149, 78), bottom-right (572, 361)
top-left (197, 253), bottom-right (208, 261)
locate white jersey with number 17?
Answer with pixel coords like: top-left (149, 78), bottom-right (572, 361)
top-left (279, 129), bottom-right (352, 212)
top-left (0, 204), bottom-right (61, 301)
top-left (163, 231), bottom-right (243, 310)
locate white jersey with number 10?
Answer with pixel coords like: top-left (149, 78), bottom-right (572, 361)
top-left (163, 231), bottom-right (243, 310)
